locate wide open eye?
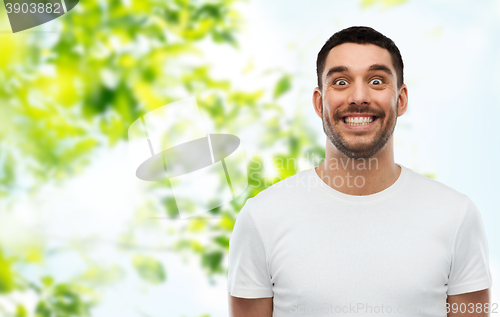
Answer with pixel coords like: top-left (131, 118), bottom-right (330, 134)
top-left (334, 79), bottom-right (348, 86)
top-left (370, 78), bottom-right (383, 85)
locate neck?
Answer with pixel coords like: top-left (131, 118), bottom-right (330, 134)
top-left (315, 138), bottom-right (401, 196)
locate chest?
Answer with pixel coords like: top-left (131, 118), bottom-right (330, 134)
top-left (268, 213), bottom-right (451, 309)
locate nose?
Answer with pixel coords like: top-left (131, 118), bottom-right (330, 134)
top-left (347, 80), bottom-right (371, 106)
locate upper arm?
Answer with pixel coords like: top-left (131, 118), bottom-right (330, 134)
top-left (227, 199), bottom-right (274, 298)
top-left (447, 197), bottom-right (492, 295)
top-left (228, 293), bottom-right (273, 317)
top-left (446, 288), bottom-right (490, 316)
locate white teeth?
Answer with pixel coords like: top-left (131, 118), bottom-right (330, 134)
top-left (344, 116), bottom-right (374, 126)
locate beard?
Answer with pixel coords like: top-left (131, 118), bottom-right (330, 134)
top-left (321, 99), bottom-right (399, 159)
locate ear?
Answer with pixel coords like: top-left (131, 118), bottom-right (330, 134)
top-left (313, 87), bottom-right (323, 119)
top-left (397, 84), bottom-right (408, 117)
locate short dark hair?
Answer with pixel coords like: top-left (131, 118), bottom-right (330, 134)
top-left (316, 26), bottom-right (404, 91)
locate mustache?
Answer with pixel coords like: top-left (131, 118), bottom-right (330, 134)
top-left (334, 106), bottom-right (385, 119)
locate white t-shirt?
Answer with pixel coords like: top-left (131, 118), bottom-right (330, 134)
top-left (227, 163), bottom-right (492, 316)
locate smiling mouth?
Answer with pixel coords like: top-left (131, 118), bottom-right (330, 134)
top-left (342, 116), bottom-right (378, 126)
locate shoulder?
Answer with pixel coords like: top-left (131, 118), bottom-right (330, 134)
top-left (253, 168), bottom-right (310, 199)
top-left (244, 168), bottom-right (312, 218)
top-left (403, 166), bottom-right (469, 205)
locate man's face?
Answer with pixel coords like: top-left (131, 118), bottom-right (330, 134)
top-left (318, 43), bottom-right (406, 159)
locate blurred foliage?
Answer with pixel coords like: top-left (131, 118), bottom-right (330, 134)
top-left (0, 0), bottom-right (259, 314)
top-left (34, 281), bottom-right (96, 317)
top-left (423, 172), bottom-right (437, 180)
top-left (273, 75), bottom-right (292, 99)
top-left (0, 0), bottom-right (246, 198)
top-left (0, 250), bottom-right (15, 294)
top-left (132, 255), bottom-right (166, 284)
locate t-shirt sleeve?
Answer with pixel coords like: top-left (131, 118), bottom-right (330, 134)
top-left (447, 196), bottom-right (493, 295)
top-left (227, 198), bottom-right (274, 298)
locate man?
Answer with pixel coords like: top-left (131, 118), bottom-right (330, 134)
top-left (227, 26), bottom-right (492, 316)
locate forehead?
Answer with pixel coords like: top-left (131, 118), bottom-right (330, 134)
top-left (323, 43), bottom-right (394, 76)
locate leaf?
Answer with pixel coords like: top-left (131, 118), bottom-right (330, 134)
top-left (213, 236), bottom-right (229, 249)
top-left (79, 265), bottom-right (125, 286)
top-left (273, 75), bottom-right (291, 99)
top-left (201, 251), bottom-right (223, 274)
top-left (132, 255), bottom-right (166, 285)
top-left (212, 30), bottom-right (238, 47)
top-left (25, 244), bottom-right (43, 263)
top-left (423, 172), bottom-right (437, 180)
top-left (163, 196), bottom-right (179, 219)
top-left (0, 251), bottom-right (14, 293)
top-left (35, 301), bottom-right (51, 317)
top-left (35, 283), bottom-right (95, 317)
top-left (50, 283), bottom-right (93, 316)
top-left (15, 304), bottom-right (27, 317)
top-left (59, 138), bottom-right (99, 165)
top-left (188, 218), bottom-right (207, 233)
top-left (172, 239), bottom-right (204, 254)
top-left (41, 276), bottom-right (54, 287)
top-left (360, 0), bottom-right (377, 8)
top-left (218, 215), bottom-right (235, 231)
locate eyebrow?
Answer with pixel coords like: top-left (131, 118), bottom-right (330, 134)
top-left (325, 64), bottom-right (394, 82)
